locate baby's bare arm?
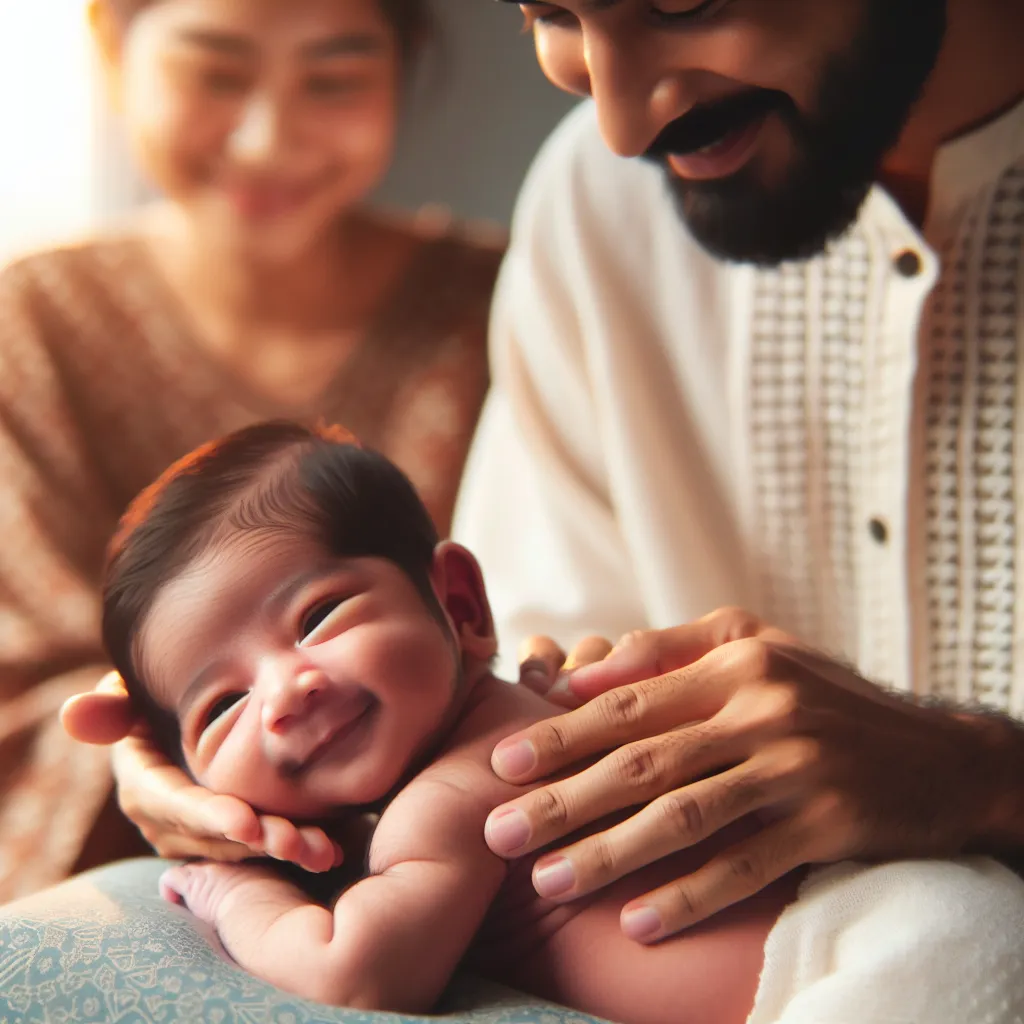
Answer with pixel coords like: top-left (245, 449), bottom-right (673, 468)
top-left (163, 773), bottom-right (507, 1012)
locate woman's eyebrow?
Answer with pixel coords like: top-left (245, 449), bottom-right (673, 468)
top-left (175, 28), bottom-right (254, 56)
top-left (173, 29), bottom-right (386, 61)
top-left (301, 33), bottom-right (388, 60)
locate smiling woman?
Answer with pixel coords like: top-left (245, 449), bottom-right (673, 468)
top-left (0, 0), bottom-right (503, 902)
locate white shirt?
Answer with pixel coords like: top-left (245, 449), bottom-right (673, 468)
top-left (454, 100), bottom-right (1024, 716)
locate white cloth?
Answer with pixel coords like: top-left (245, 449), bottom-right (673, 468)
top-left (747, 858), bottom-right (1024, 1024)
top-left (454, 99), bottom-right (1024, 715)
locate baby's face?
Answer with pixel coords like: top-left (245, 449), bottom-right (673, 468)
top-left (139, 532), bottom-right (461, 818)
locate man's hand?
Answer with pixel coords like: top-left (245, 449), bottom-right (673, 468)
top-left (61, 673), bottom-right (341, 871)
top-left (516, 634), bottom-right (613, 707)
top-left (488, 608), bottom-right (1017, 942)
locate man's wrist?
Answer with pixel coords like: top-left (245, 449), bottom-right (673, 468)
top-left (954, 709), bottom-right (1024, 852)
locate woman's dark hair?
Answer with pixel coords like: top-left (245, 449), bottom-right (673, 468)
top-left (103, 421), bottom-right (440, 757)
top-left (103, 0), bottom-right (433, 65)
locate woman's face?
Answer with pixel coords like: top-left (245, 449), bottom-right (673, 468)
top-left (107, 0), bottom-right (402, 261)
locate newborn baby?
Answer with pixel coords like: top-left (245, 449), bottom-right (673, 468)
top-left (101, 422), bottom-right (1024, 1024)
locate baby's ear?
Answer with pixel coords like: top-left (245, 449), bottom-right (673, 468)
top-left (430, 542), bottom-right (498, 665)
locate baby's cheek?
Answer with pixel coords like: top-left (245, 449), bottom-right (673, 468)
top-left (373, 618), bottom-right (458, 693)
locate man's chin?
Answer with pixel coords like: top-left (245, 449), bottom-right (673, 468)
top-left (664, 167), bottom-right (872, 267)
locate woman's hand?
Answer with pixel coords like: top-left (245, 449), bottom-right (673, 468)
top-left (492, 608), bottom-right (1003, 942)
top-left (61, 673), bottom-right (341, 872)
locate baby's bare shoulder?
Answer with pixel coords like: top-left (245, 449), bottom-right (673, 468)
top-left (387, 681), bottom-right (556, 819)
top-left (443, 677), bottom-right (557, 766)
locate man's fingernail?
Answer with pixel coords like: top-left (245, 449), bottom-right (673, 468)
top-left (485, 808), bottom-right (531, 854)
top-left (622, 905), bottom-right (662, 943)
top-left (534, 857), bottom-right (576, 899)
top-left (550, 672), bottom-right (572, 696)
top-left (492, 740), bottom-right (537, 779)
top-left (520, 665), bottom-right (551, 693)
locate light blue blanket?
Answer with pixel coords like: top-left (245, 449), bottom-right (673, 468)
top-left (0, 858), bottom-right (611, 1024)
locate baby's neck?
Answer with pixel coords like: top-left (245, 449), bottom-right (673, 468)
top-left (364, 666), bottom-right (504, 816)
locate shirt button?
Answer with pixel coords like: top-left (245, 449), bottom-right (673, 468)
top-left (868, 517), bottom-right (889, 545)
top-left (893, 249), bottom-right (922, 277)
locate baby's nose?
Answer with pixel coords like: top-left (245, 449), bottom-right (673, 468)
top-left (262, 667), bottom-right (324, 735)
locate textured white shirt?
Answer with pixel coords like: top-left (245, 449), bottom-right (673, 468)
top-left (455, 100), bottom-right (1024, 716)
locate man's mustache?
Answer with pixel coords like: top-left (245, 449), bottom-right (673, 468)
top-left (644, 90), bottom-right (786, 161)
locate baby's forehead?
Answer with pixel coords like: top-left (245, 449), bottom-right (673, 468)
top-left (136, 531), bottom-right (335, 691)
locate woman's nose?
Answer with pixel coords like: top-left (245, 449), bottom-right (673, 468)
top-left (261, 665), bottom-right (325, 734)
top-left (227, 93), bottom-right (284, 166)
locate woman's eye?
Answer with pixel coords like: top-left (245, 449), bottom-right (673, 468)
top-left (301, 599), bottom-right (343, 640)
top-left (204, 693), bottom-right (244, 730)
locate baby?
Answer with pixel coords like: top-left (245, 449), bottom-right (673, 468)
top-left (101, 422), bottom-right (1024, 1024)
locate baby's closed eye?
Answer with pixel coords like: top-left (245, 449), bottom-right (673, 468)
top-left (301, 599), bottom-right (342, 639)
top-left (205, 692), bottom-right (245, 730)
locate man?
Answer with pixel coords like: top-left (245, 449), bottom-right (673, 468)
top-left (455, 0), bottom-right (1024, 942)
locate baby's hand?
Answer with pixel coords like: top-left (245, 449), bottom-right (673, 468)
top-left (160, 862), bottom-right (276, 927)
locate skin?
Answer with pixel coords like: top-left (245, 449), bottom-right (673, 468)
top-left (65, 0), bottom-right (1024, 934)
top-left (59, 0), bottom-right (447, 872)
top-left (147, 534), bottom-right (788, 1021)
top-left (476, 0), bottom-right (1024, 941)
top-left (90, 0), bottom-right (422, 408)
top-left (509, 0), bottom-right (1024, 219)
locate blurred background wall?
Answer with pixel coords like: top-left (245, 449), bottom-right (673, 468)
top-left (0, 0), bottom-right (101, 263)
top-left (0, 0), bottom-right (578, 265)
top-left (376, 0), bottom-right (578, 225)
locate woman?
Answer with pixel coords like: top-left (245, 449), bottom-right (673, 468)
top-left (0, 0), bottom-right (502, 903)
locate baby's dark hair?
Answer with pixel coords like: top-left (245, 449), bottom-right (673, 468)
top-left (102, 421), bottom-right (440, 758)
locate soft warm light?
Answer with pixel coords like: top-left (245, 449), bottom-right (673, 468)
top-left (0, 0), bottom-right (98, 262)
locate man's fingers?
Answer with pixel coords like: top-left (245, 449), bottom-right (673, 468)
top-left (486, 721), bottom-right (743, 858)
top-left (563, 636), bottom-right (615, 671)
top-left (492, 660), bottom-right (728, 785)
top-left (517, 636), bottom-right (568, 695)
top-left (566, 609), bottom-right (767, 702)
top-left (525, 760), bottom-right (788, 901)
top-left (618, 821), bottom-right (806, 940)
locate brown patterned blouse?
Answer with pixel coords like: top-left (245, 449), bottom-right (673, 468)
top-left (0, 221), bottom-right (503, 902)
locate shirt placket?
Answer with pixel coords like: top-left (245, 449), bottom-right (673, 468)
top-left (857, 201), bottom-right (938, 691)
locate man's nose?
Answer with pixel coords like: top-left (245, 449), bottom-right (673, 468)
top-left (260, 661), bottom-right (325, 735)
top-left (584, 30), bottom-right (691, 158)
top-left (227, 92), bottom-right (285, 166)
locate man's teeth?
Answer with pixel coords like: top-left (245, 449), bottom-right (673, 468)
top-left (693, 133), bottom-right (731, 155)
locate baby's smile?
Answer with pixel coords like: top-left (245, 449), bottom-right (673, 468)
top-left (280, 689), bottom-right (380, 780)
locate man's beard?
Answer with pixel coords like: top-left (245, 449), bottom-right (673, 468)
top-left (646, 0), bottom-right (947, 266)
